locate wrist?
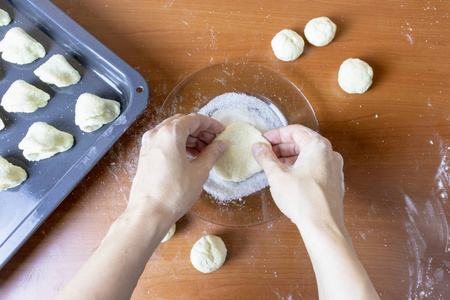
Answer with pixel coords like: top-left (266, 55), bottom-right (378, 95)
top-left (295, 217), bottom-right (352, 247)
top-left (110, 204), bottom-right (175, 243)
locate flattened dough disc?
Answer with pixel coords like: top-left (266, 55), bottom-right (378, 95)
top-left (213, 121), bottom-right (271, 182)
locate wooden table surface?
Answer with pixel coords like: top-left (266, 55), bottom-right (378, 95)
top-left (1, 0), bottom-right (449, 299)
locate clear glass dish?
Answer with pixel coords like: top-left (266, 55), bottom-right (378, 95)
top-left (162, 62), bottom-right (319, 227)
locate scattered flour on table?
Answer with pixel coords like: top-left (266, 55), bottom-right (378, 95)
top-left (198, 92), bottom-right (287, 201)
top-left (403, 138), bottom-right (449, 299)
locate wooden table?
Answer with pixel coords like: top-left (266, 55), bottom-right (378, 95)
top-left (1, 0), bottom-right (449, 299)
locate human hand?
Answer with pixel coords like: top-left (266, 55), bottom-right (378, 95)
top-left (128, 113), bottom-right (226, 222)
top-left (252, 125), bottom-right (345, 232)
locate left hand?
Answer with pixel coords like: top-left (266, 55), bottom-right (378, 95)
top-left (128, 113), bottom-right (226, 222)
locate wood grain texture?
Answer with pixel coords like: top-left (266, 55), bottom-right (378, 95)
top-left (1, 0), bottom-right (449, 299)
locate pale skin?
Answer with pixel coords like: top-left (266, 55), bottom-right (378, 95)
top-left (56, 113), bottom-right (379, 300)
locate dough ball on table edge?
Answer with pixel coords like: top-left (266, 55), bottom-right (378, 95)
top-left (338, 58), bottom-right (373, 94)
top-left (161, 223), bottom-right (176, 243)
top-left (0, 9), bottom-right (11, 26)
top-left (304, 17), bottom-right (337, 47)
top-left (0, 27), bottom-right (45, 65)
top-left (0, 156), bottom-right (27, 191)
top-left (19, 122), bottom-right (74, 161)
top-left (75, 93), bottom-right (121, 133)
top-left (271, 29), bottom-right (305, 61)
top-left (1, 80), bottom-right (50, 113)
top-left (34, 54), bottom-right (81, 87)
top-left (213, 122), bottom-right (271, 182)
top-left (190, 235), bottom-right (227, 273)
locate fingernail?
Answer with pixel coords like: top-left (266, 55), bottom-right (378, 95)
top-left (252, 143), bottom-right (264, 157)
top-left (215, 140), bottom-right (227, 153)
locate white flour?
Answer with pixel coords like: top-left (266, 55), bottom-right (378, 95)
top-left (198, 92), bottom-right (287, 201)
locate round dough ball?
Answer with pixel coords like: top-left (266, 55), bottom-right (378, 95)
top-left (271, 29), bottom-right (305, 61)
top-left (190, 235), bottom-right (227, 273)
top-left (213, 122), bottom-right (271, 182)
top-left (161, 223), bottom-right (176, 243)
top-left (338, 58), bottom-right (373, 94)
top-left (304, 17), bottom-right (337, 47)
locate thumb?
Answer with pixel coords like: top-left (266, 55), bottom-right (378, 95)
top-left (252, 143), bottom-right (284, 175)
top-left (193, 140), bottom-right (227, 172)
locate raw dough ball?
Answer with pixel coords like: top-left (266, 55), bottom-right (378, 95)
top-left (0, 118), bottom-right (4, 131)
top-left (75, 93), bottom-right (120, 132)
top-left (19, 122), bottom-right (74, 161)
top-left (1, 80), bottom-right (50, 113)
top-left (161, 223), bottom-right (176, 243)
top-left (213, 122), bottom-right (271, 182)
top-left (338, 58), bottom-right (373, 94)
top-left (0, 9), bottom-right (11, 26)
top-left (190, 235), bottom-right (227, 273)
top-left (271, 29), bottom-right (305, 61)
top-left (0, 156), bottom-right (27, 191)
top-left (0, 27), bottom-right (46, 65)
top-left (34, 54), bottom-right (81, 87)
top-left (304, 16), bottom-right (337, 47)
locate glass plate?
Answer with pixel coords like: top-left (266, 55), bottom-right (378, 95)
top-left (162, 62), bottom-right (318, 227)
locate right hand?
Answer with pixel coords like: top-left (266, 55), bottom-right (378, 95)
top-left (252, 125), bottom-right (345, 232)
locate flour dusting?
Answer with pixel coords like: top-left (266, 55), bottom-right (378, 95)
top-left (403, 138), bottom-right (449, 299)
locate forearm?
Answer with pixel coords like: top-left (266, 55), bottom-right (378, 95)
top-left (297, 220), bottom-right (379, 300)
top-left (56, 207), bottom-right (173, 300)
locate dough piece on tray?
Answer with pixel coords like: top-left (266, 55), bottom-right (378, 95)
top-left (1, 80), bottom-right (50, 113)
top-left (75, 93), bottom-right (120, 132)
top-left (34, 54), bottom-right (81, 87)
top-left (19, 122), bottom-right (74, 161)
top-left (0, 156), bottom-right (27, 191)
top-left (0, 118), bottom-right (4, 131)
top-left (190, 235), bottom-right (227, 273)
top-left (0, 9), bottom-right (11, 26)
top-left (0, 27), bottom-right (46, 64)
top-left (212, 121), bottom-right (271, 182)
top-left (161, 223), bottom-right (176, 243)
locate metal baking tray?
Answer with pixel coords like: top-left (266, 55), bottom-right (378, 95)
top-left (0, 0), bottom-right (149, 268)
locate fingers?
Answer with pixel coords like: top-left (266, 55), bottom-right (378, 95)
top-left (192, 141), bottom-right (227, 173)
top-left (272, 143), bottom-right (300, 158)
top-left (264, 125), bottom-right (318, 148)
top-left (174, 113), bottom-right (224, 139)
top-left (252, 143), bottom-right (286, 175)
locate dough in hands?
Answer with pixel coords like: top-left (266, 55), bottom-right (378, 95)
top-left (213, 122), bottom-right (271, 182)
top-left (0, 156), bottom-right (27, 191)
top-left (304, 16), bottom-right (337, 47)
top-left (0, 9), bottom-right (11, 26)
top-left (161, 223), bottom-right (176, 243)
top-left (338, 58), bottom-right (373, 94)
top-left (1, 80), bottom-right (50, 113)
top-left (19, 122), bottom-right (74, 161)
top-left (75, 93), bottom-right (120, 132)
top-left (0, 27), bottom-right (46, 65)
top-left (190, 235), bottom-right (227, 273)
top-left (271, 29), bottom-right (305, 61)
top-left (34, 54), bottom-right (81, 87)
